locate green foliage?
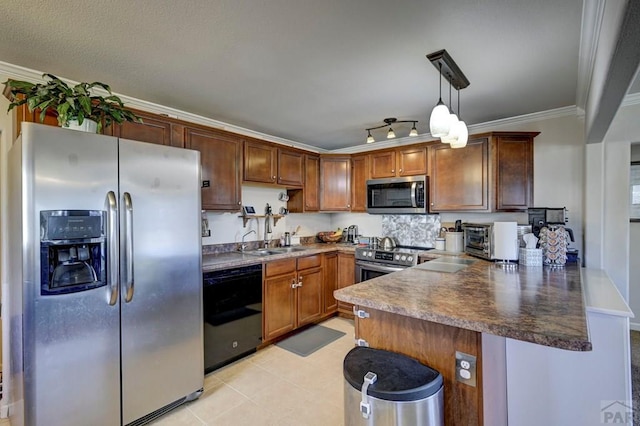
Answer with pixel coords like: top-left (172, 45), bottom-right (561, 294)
top-left (4, 73), bottom-right (142, 132)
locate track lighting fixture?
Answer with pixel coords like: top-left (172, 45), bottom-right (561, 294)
top-left (426, 49), bottom-right (470, 147)
top-left (364, 118), bottom-right (419, 144)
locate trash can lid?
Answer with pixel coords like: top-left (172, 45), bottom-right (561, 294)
top-left (343, 347), bottom-right (443, 402)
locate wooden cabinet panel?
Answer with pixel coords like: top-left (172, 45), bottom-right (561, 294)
top-left (323, 253), bottom-right (338, 314)
top-left (337, 252), bottom-right (355, 316)
top-left (108, 110), bottom-right (181, 147)
top-left (185, 127), bottom-right (242, 211)
top-left (398, 146), bottom-right (427, 176)
top-left (278, 149), bottom-right (304, 187)
top-left (297, 267), bottom-right (323, 326)
top-left (244, 140), bottom-right (277, 183)
top-left (430, 138), bottom-right (489, 212)
top-left (320, 156), bottom-right (351, 211)
top-left (493, 134), bottom-right (535, 211)
top-left (297, 254), bottom-right (321, 270)
top-left (351, 154), bottom-right (369, 212)
top-left (370, 151), bottom-right (396, 178)
top-left (263, 272), bottom-right (297, 341)
top-left (304, 155), bottom-right (320, 211)
top-left (355, 307), bottom-right (483, 426)
top-left (265, 258), bottom-right (296, 277)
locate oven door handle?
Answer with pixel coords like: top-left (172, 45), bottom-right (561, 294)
top-left (355, 261), bottom-right (406, 274)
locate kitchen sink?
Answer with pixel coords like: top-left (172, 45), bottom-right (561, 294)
top-left (241, 246), bottom-right (309, 257)
top-left (269, 247), bottom-right (308, 253)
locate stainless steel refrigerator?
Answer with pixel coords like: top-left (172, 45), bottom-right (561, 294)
top-left (7, 123), bottom-right (204, 426)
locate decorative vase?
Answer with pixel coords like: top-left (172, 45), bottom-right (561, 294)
top-left (64, 119), bottom-right (98, 133)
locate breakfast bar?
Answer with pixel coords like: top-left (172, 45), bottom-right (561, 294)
top-left (334, 258), bottom-right (631, 425)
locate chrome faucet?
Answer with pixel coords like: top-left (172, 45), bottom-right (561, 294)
top-left (241, 229), bottom-right (256, 252)
top-left (264, 203), bottom-right (272, 247)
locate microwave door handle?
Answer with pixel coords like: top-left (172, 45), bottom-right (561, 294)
top-left (410, 182), bottom-right (417, 207)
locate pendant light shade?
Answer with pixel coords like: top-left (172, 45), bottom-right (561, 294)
top-left (449, 121), bottom-right (468, 148)
top-left (387, 127), bottom-right (396, 139)
top-left (429, 101), bottom-right (451, 137)
top-left (366, 130), bottom-right (374, 144)
top-left (409, 122), bottom-right (418, 137)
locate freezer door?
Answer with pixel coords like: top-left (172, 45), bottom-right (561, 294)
top-left (118, 139), bottom-right (203, 424)
top-left (19, 123), bottom-right (121, 426)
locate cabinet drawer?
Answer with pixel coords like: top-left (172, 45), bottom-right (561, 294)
top-left (297, 255), bottom-right (321, 270)
top-left (265, 258), bottom-right (296, 277)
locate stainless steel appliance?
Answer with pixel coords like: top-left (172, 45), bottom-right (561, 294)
top-left (527, 207), bottom-right (568, 236)
top-left (355, 246), bottom-right (421, 283)
top-left (203, 264), bottom-right (263, 373)
top-left (462, 223), bottom-right (532, 260)
top-left (7, 123), bottom-right (203, 426)
top-left (366, 176), bottom-right (429, 214)
top-left (345, 225), bottom-right (359, 244)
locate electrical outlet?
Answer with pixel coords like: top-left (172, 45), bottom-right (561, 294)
top-left (455, 351), bottom-right (477, 387)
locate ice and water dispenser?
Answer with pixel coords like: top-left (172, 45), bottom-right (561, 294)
top-left (40, 210), bottom-right (106, 295)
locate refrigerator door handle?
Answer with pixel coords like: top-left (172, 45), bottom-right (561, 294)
top-left (123, 191), bottom-right (135, 303)
top-left (106, 191), bottom-right (119, 306)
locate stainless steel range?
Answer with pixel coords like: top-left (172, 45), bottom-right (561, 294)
top-left (355, 246), bottom-right (424, 283)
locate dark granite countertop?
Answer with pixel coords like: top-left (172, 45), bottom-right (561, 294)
top-left (202, 243), bottom-right (357, 272)
top-left (334, 258), bottom-right (591, 352)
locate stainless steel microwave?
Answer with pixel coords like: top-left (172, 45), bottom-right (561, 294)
top-left (366, 175), bottom-right (429, 214)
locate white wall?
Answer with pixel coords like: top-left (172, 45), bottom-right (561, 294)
top-left (628, 144), bottom-right (640, 324)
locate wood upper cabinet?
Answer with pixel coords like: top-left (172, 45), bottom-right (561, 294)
top-left (106, 109), bottom-right (184, 147)
top-left (244, 140), bottom-right (277, 184)
top-left (337, 252), bottom-right (355, 316)
top-left (263, 255), bottom-right (323, 341)
top-left (323, 253), bottom-right (338, 314)
top-left (277, 149), bottom-right (304, 187)
top-left (370, 147), bottom-right (427, 178)
top-left (303, 154), bottom-right (320, 211)
top-left (320, 156), bottom-right (351, 211)
top-left (430, 138), bottom-right (489, 212)
top-left (430, 132), bottom-right (538, 212)
top-left (185, 127), bottom-right (242, 211)
top-left (351, 154), bottom-right (370, 212)
top-left (492, 132), bottom-right (537, 211)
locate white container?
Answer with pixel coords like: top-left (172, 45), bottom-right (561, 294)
top-left (519, 248), bottom-right (543, 266)
top-left (435, 238), bottom-right (446, 251)
top-left (444, 232), bottom-right (463, 253)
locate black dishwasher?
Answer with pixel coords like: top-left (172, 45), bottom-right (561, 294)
top-left (203, 263), bottom-right (263, 373)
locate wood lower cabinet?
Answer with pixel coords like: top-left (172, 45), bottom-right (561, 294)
top-left (185, 127), bottom-right (243, 211)
top-left (337, 252), bottom-right (356, 316)
top-left (263, 255), bottom-right (323, 341)
top-left (350, 154), bottom-right (369, 212)
top-left (320, 156), bottom-right (351, 211)
top-left (430, 138), bottom-right (489, 212)
top-left (322, 252), bottom-right (338, 314)
top-left (354, 306), bottom-right (483, 426)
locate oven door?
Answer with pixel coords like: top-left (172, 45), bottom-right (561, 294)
top-left (355, 261), bottom-right (405, 283)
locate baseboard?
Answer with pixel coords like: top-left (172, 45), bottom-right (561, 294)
top-left (629, 322), bottom-right (640, 331)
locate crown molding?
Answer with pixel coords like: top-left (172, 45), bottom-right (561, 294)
top-left (0, 61), bottom-right (324, 153)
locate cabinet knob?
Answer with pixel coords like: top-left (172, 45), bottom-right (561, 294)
top-left (291, 278), bottom-right (297, 289)
top-left (430, 202), bottom-right (434, 206)
top-left (238, 201), bottom-right (241, 205)
top-left (272, 175), bottom-right (276, 180)
top-left (391, 169), bottom-right (395, 173)
top-left (399, 169), bottom-right (402, 172)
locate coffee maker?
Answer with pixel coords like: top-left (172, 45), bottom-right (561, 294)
top-left (527, 207), bottom-right (578, 262)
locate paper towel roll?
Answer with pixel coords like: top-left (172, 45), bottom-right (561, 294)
top-left (493, 222), bottom-right (518, 260)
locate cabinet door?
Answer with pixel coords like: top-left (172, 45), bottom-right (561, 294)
top-left (320, 157), bottom-right (351, 211)
top-left (398, 147), bottom-right (427, 176)
top-left (323, 253), bottom-right (338, 314)
top-left (351, 154), bottom-right (369, 212)
top-left (493, 135), bottom-right (534, 211)
top-left (108, 110), bottom-right (181, 147)
top-left (337, 252), bottom-right (355, 315)
top-left (264, 272), bottom-right (297, 341)
top-left (297, 267), bottom-right (323, 327)
top-left (278, 149), bottom-right (304, 187)
top-left (185, 127), bottom-right (242, 211)
top-left (304, 155), bottom-right (320, 211)
top-left (430, 138), bottom-right (489, 212)
top-left (370, 151), bottom-right (396, 178)
top-left (244, 140), bottom-right (277, 183)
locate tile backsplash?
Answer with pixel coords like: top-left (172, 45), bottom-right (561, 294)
top-left (381, 214), bottom-right (441, 248)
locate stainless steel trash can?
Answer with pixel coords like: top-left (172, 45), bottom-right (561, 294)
top-left (344, 347), bottom-right (444, 426)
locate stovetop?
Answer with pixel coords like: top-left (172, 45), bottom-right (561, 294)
top-left (355, 245), bottom-right (432, 267)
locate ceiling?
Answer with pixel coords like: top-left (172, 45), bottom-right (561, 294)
top-left (0, 0), bottom-right (594, 150)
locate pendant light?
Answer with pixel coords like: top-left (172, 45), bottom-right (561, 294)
top-left (440, 78), bottom-right (459, 144)
top-left (450, 89), bottom-right (468, 148)
top-left (387, 127), bottom-right (396, 139)
top-left (429, 63), bottom-right (451, 137)
top-left (364, 118), bottom-right (418, 143)
top-left (366, 130), bottom-right (374, 144)
top-left (409, 122), bottom-right (418, 137)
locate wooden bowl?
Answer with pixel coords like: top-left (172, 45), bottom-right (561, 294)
top-left (317, 231), bottom-right (343, 243)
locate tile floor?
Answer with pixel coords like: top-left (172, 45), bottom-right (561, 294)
top-left (150, 316), bottom-right (355, 426)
